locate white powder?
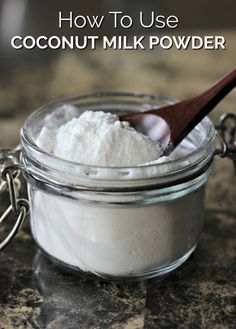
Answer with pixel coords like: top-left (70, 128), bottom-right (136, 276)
top-left (32, 108), bottom-right (204, 278)
top-left (37, 110), bottom-right (163, 166)
top-left (31, 189), bottom-right (204, 277)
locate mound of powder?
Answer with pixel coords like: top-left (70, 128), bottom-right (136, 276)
top-left (37, 110), bottom-right (163, 166)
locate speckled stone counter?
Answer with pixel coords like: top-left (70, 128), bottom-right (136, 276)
top-left (0, 31), bottom-right (236, 329)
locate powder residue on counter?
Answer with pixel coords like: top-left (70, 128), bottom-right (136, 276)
top-left (36, 110), bottom-right (163, 166)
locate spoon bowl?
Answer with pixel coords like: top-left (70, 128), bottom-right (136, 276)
top-left (122, 113), bottom-right (171, 149)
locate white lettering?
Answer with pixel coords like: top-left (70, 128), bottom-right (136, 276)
top-left (149, 36), bottom-right (160, 49)
top-left (86, 15), bottom-right (104, 28)
top-left (167, 15), bottom-right (178, 28)
top-left (155, 15), bottom-right (165, 28)
top-left (59, 11), bottom-right (73, 28)
top-left (173, 36), bottom-right (191, 49)
top-left (23, 36), bottom-right (36, 49)
top-left (11, 36), bottom-right (22, 49)
top-left (103, 36), bottom-right (117, 49)
top-left (48, 36), bottom-right (61, 49)
top-left (215, 36), bottom-right (226, 49)
top-left (192, 36), bottom-right (203, 49)
top-left (160, 36), bottom-right (173, 49)
top-left (109, 11), bottom-right (123, 28)
top-left (140, 11), bottom-right (154, 28)
top-left (37, 36), bottom-right (48, 49)
top-left (74, 15), bottom-right (87, 28)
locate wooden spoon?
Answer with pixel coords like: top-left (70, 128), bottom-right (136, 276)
top-left (119, 68), bottom-right (236, 155)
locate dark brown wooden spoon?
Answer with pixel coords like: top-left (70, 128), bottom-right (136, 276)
top-left (119, 68), bottom-right (236, 155)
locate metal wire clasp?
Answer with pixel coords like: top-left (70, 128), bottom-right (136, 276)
top-left (0, 147), bottom-right (29, 251)
top-left (215, 113), bottom-right (236, 173)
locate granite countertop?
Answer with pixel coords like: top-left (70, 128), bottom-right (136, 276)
top-left (0, 31), bottom-right (236, 329)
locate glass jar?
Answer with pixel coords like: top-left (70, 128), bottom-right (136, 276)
top-left (1, 93), bottom-right (235, 281)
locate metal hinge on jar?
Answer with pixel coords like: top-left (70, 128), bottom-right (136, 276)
top-left (0, 146), bottom-right (29, 251)
top-left (215, 113), bottom-right (236, 174)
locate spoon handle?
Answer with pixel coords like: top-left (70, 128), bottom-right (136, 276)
top-left (178, 68), bottom-right (236, 144)
top-left (154, 68), bottom-right (236, 146)
top-left (193, 68), bottom-right (236, 116)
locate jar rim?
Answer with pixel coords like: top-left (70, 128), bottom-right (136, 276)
top-left (20, 92), bottom-right (216, 189)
